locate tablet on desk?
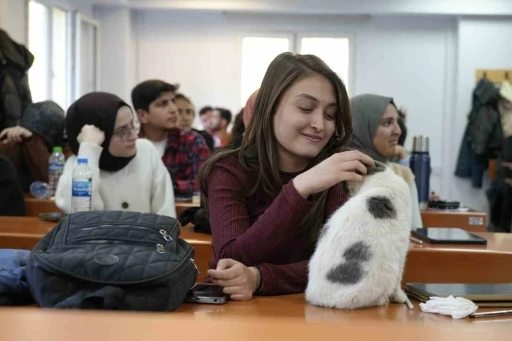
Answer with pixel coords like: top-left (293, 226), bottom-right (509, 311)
top-left (411, 227), bottom-right (487, 245)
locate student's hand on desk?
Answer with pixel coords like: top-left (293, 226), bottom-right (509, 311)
top-left (77, 125), bottom-right (105, 146)
top-left (0, 126), bottom-right (32, 144)
top-left (293, 150), bottom-right (375, 198)
top-left (208, 258), bottom-right (260, 301)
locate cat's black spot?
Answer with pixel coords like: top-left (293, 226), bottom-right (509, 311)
top-left (343, 242), bottom-right (372, 262)
top-left (367, 196), bottom-right (396, 219)
top-left (366, 161), bottom-right (387, 176)
top-left (326, 260), bottom-right (364, 285)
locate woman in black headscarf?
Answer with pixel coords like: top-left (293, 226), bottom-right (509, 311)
top-left (55, 92), bottom-right (176, 217)
top-left (0, 101), bottom-right (65, 191)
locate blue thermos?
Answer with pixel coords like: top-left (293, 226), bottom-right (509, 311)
top-left (410, 135), bottom-right (430, 209)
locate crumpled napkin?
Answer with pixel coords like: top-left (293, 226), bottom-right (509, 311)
top-left (419, 295), bottom-right (478, 319)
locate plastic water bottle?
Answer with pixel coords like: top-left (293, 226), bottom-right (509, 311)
top-left (409, 135), bottom-right (431, 210)
top-left (71, 158), bottom-right (92, 213)
top-left (48, 146), bottom-right (65, 197)
top-left (29, 181), bottom-right (51, 199)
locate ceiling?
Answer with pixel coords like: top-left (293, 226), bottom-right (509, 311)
top-left (89, 0), bottom-right (512, 16)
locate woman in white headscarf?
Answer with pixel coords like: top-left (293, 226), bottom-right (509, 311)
top-left (349, 94), bottom-right (423, 228)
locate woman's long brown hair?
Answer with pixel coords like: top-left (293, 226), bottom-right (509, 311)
top-left (198, 52), bottom-right (352, 242)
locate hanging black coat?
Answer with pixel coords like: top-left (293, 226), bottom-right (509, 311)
top-left (455, 79), bottom-right (502, 187)
top-left (0, 29), bottom-right (34, 132)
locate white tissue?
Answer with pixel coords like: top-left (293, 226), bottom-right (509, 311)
top-left (419, 295), bottom-right (478, 319)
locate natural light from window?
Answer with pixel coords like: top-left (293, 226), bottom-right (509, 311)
top-left (240, 37), bottom-right (290, 107)
top-left (300, 37), bottom-right (350, 92)
top-left (28, 0), bottom-right (49, 103)
top-left (51, 7), bottom-right (68, 109)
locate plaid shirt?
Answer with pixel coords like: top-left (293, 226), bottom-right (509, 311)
top-left (141, 128), bottom-right (210, 198)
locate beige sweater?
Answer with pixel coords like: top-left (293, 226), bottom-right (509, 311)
top-left (56, 139), bottom-right (176, 217)
top-left (388, 162), bottom-right (423, 228)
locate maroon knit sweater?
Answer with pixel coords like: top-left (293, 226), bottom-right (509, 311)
top-left (207, 156), bottom-right (348, 295)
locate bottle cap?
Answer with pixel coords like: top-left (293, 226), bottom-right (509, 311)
top-left (77, 158), bottom-right (88, 164)
top-left (53, 146), bottom-right (62, 152)
top-left (412, 135), bottom-right (429, 152)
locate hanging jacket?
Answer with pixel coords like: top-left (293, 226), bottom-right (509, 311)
top-left (0, 29), bottom-right (34, 131)
top-left (455, 79), bottom-right (502, 187)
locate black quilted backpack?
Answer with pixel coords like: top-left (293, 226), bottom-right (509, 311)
top-left (26, 211), bottom-right (197, 311)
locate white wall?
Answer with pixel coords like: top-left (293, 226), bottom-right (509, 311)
top-left (0, 0), bottom-right (94, 45)
top-left (95, 6), bottom-right (134, 101)
top-left (0, 0), bottom-right (27, 44)
top-left (133, 10), bottom-right (453, 194)
top-left (450, 17), bottom-right (512, 211)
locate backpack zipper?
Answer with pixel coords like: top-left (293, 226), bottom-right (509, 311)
top-left (190, 258), bottom-right (200, 274)
top-left (68, 225), bottom-right (174, 252)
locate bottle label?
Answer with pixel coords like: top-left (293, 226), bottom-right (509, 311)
top-left (72, 180), bottom-right (91, 197)
top-left (49, 162), bottom-right (64, 174)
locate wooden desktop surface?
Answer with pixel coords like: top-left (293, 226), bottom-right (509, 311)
top-left (23, 196), bottom-right (197, 217)
top-left (2, 217), bottom-right (512, 284)
top-left (24, 196), bottom-right (487, 233)
top-left (421, 209), bottom-right (487, 232)
top-left (0, 295), bottom-right (510, 341)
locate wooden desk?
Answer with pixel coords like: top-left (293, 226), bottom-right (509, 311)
top-left (24, 196), bottom-right (61, 217)
top-left (175, 201), bottom-right (200, 216)
top-left (403, 232), bottom-right (512, 284)
top-left (0, 217), bottom-right (54, 249)
top-left (2, 218), bottom-right (512, 284)
top-left (421, 210), bottom-right (487, 233)
top-left (23, 196), bottom-right (198, 218)
top-left (0, 295), bottom-right (510, 341)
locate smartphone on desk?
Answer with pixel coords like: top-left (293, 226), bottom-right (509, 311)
top-left (39, 212), bottom-right (67, 222)
top-left (185, 284), bottom-right (228, 305)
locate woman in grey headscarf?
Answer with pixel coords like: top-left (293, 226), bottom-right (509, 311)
top-left (349, 94), bottom-right (423, 228)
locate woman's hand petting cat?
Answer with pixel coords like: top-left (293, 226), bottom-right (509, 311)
top-left (0, 126), bottom-right (32, 144)
top-left (77, 125), bottom-right (105, 146)
top-left (293, 150), bottom-right (375, 199)
top-left (208, 258), bottom-right (260, 301)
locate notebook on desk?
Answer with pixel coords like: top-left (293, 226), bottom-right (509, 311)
top-left (411, 227), bottom-right (487, 245)
top-left (405, 283), bottom-right (512, 307)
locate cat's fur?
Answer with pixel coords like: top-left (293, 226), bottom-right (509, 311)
top-left (305, 161), bottom-right (412, 309)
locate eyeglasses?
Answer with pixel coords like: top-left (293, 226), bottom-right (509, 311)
top-left (112, 119), bottom-right (140, 141)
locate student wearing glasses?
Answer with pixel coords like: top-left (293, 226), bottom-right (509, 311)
top-left (55, 92), bottom-right (176, 217)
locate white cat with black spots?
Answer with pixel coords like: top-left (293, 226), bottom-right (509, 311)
top-left (306, 161), bottom-right (412, 309)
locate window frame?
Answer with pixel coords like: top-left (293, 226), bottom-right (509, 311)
top-left (27, 0), bottom-right (73, 108)
top-left (237, 32), bottom-right (294, 107)
top-left (296, 32), bottom-right (355, 94)
top-left (27, 0), bottom-right (52, 103)
top-left (238, 31), bottom-right (355, 106)
top-left (72, 12), bottom-right (100, 101)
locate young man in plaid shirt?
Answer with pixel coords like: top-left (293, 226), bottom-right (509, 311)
top-left (132, 80), bottom-right (210, 199)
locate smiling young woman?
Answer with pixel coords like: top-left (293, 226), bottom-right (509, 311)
top-left (197, 52), bottom-right (375, 301)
